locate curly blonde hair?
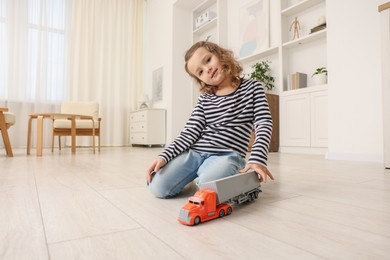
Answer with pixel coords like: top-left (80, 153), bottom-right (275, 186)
top-left (184, 41), bottom-right (243, 94)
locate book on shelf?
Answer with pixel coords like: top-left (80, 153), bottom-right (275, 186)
top-left (310, 23), bottom-right (327, 34)
top-left (287, 72), bottom-right (307, 90)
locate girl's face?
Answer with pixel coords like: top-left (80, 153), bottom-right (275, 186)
top-left (187, 47), bottom-right (227, 88)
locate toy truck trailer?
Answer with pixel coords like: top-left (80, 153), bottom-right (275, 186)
top-left (199, 170), bottom-right (261, 204)
top-left (178, 171), bottom-right (261, 226)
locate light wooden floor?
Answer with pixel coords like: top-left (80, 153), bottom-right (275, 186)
top-left (1, 147), bottom-right (389, 260)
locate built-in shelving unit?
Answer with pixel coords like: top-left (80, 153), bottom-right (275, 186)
top-left (278, 0), bottom-right (328, 153)
top-left (280, 0), bottom-right (327, 91)
top-left (174, 0), bottom-right (328, 154)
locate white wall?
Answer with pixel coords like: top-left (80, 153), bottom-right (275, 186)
top-left (171, 3), bottom-right (196, 140)
top-left (145, 0), bottom-right (203, 143)
top-left (144, 0), bottom-right (175, 143)
top-left (326, 0), bottom-right (384, 162)
top-left (145, 0), bottom-right (385, 163)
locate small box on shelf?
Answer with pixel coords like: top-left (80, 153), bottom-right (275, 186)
top-left (195, 10), bottom-right (216, 29)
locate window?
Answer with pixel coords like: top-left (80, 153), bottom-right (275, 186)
top-left (0, 0), bottom-right (5, 98)
top-left (0, 0), bottom-right (71, 101)
top-left (27, 0), bottom-right (69, 101)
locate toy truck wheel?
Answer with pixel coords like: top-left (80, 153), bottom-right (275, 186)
top-left (254, 191), bottom-right (259, 199)
top-left (194, 216), bottom-right (201, 225)
top-left (218, 209), bottom-right (225, 218)
top-left (227, 207), bottom-right (232, 215)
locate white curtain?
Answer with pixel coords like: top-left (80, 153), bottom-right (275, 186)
top-left (0, 0), bottom-right (72, 149)
top-left (1, 0), bottom-right (143, 150)
top-left (70, 0), bottom-right (143, 146)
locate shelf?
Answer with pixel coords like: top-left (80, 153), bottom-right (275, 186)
top-left (193, 0), bottom-right (217, 13)
top-left (238, 46), bottom-right (279, 64)
top-left (193, 17), bottom-right (217, 35)
top-left (281, 84), bottom-right (327, 96)
top-left (282, 29), bottom-right (326, 48)
top-left (282, 0), bottom-right (325, 16)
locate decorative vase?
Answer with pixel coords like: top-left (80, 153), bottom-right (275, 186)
top-left (313, 74), bottom-right (327, 85)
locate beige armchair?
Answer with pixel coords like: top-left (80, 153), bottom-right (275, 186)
top-left (51, 101), bottom-right (101, 153)
top-left (0, 107), bottom-right (16, 156)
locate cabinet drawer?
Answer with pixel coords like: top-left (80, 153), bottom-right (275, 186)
top-left (130, 133), bottom-right (148, 144)
top-left (130, 121), bottom-right (147, 132)
top-left (130, 110), bottom-right (147, 122)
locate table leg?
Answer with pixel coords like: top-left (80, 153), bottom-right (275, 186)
top-left (71, 116), bottom-right (76, 154)
top-left (27, 116), bottom-right (32, 155)
top-left (37, 115), bottom-right (43, 157)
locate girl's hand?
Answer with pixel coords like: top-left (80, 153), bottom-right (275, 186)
top-left (240, 163), bottom-right (274, 183)
top-left (146, 157), bottom-right (166, 184)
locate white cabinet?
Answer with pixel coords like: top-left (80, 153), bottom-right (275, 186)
top-left (310, 88), bottom-right (328, 147)
top-left (130, 109), bottom-right (166, 147)
top-left (280, 91), bottom-right (311, 147)
top-left (280, 85), bottom-right (327, 153)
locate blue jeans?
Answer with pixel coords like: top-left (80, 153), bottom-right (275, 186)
top-left (148, 149), bottom-right (246, 198)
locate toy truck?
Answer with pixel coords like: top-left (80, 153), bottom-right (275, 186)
top-left (178, 171), bottom-right (261, 226)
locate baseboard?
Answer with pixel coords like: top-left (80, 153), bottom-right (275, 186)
top-left (325, 152), bottom-right (383, 163)
top-left (279, 146), bottom-right (328, 155)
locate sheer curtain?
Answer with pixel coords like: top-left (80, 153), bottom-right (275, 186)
top-left (1, 0), bottom-right (143, 150)
top-left (0, 0), bottom-right (72, 149)
top-left (70, 0), bottom-right (143, 146)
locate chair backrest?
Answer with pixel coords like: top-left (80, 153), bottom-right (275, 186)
top-left (61, 101), bottom-right (99, 119)
top-left (3, 112), bottom-right (16, 127)
top-left (0, 108), bottom-right (16, 128)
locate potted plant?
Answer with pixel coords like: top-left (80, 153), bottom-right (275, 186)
top-left (248, 60), bottom-right (275, 91)
top-left (247, 60), bottom-right (279, 152)
top-left (312, 67), bottom-right (327, 85)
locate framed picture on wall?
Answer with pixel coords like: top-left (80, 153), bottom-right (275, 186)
top-left (152, 67), bottom-right (163, 103)
top-left (238, 0), bottom-right (270, 58)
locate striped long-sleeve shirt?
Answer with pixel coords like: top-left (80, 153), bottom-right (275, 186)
top-left (159, 78), bottom-right (273, 167)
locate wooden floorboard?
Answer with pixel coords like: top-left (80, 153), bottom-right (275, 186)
top-left (1, 147), bottom-right (389, 259)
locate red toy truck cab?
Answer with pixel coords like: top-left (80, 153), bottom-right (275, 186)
top-left (178, 189), bottom-right (232, 225)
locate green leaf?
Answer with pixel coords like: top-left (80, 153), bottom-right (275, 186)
top-left (248, 60), bottom-right (275, 91)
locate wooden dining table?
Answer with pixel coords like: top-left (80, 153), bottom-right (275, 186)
top-left (27, 113), bottom-right (94, 156)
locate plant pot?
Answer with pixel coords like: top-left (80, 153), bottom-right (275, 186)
top-left (313, 74), bottom-right (327, 85)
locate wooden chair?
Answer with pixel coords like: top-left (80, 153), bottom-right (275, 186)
top-left (0, 107), bottom-right (16, 157)
top-left (51, 101), bottom-right (101, 153)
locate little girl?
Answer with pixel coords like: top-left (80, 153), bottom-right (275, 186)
top-left (146, 41), bottom-right (274, 198)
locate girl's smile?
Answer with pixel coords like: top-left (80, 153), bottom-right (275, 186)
top-left (211, 69), bottom-right (218, 79)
